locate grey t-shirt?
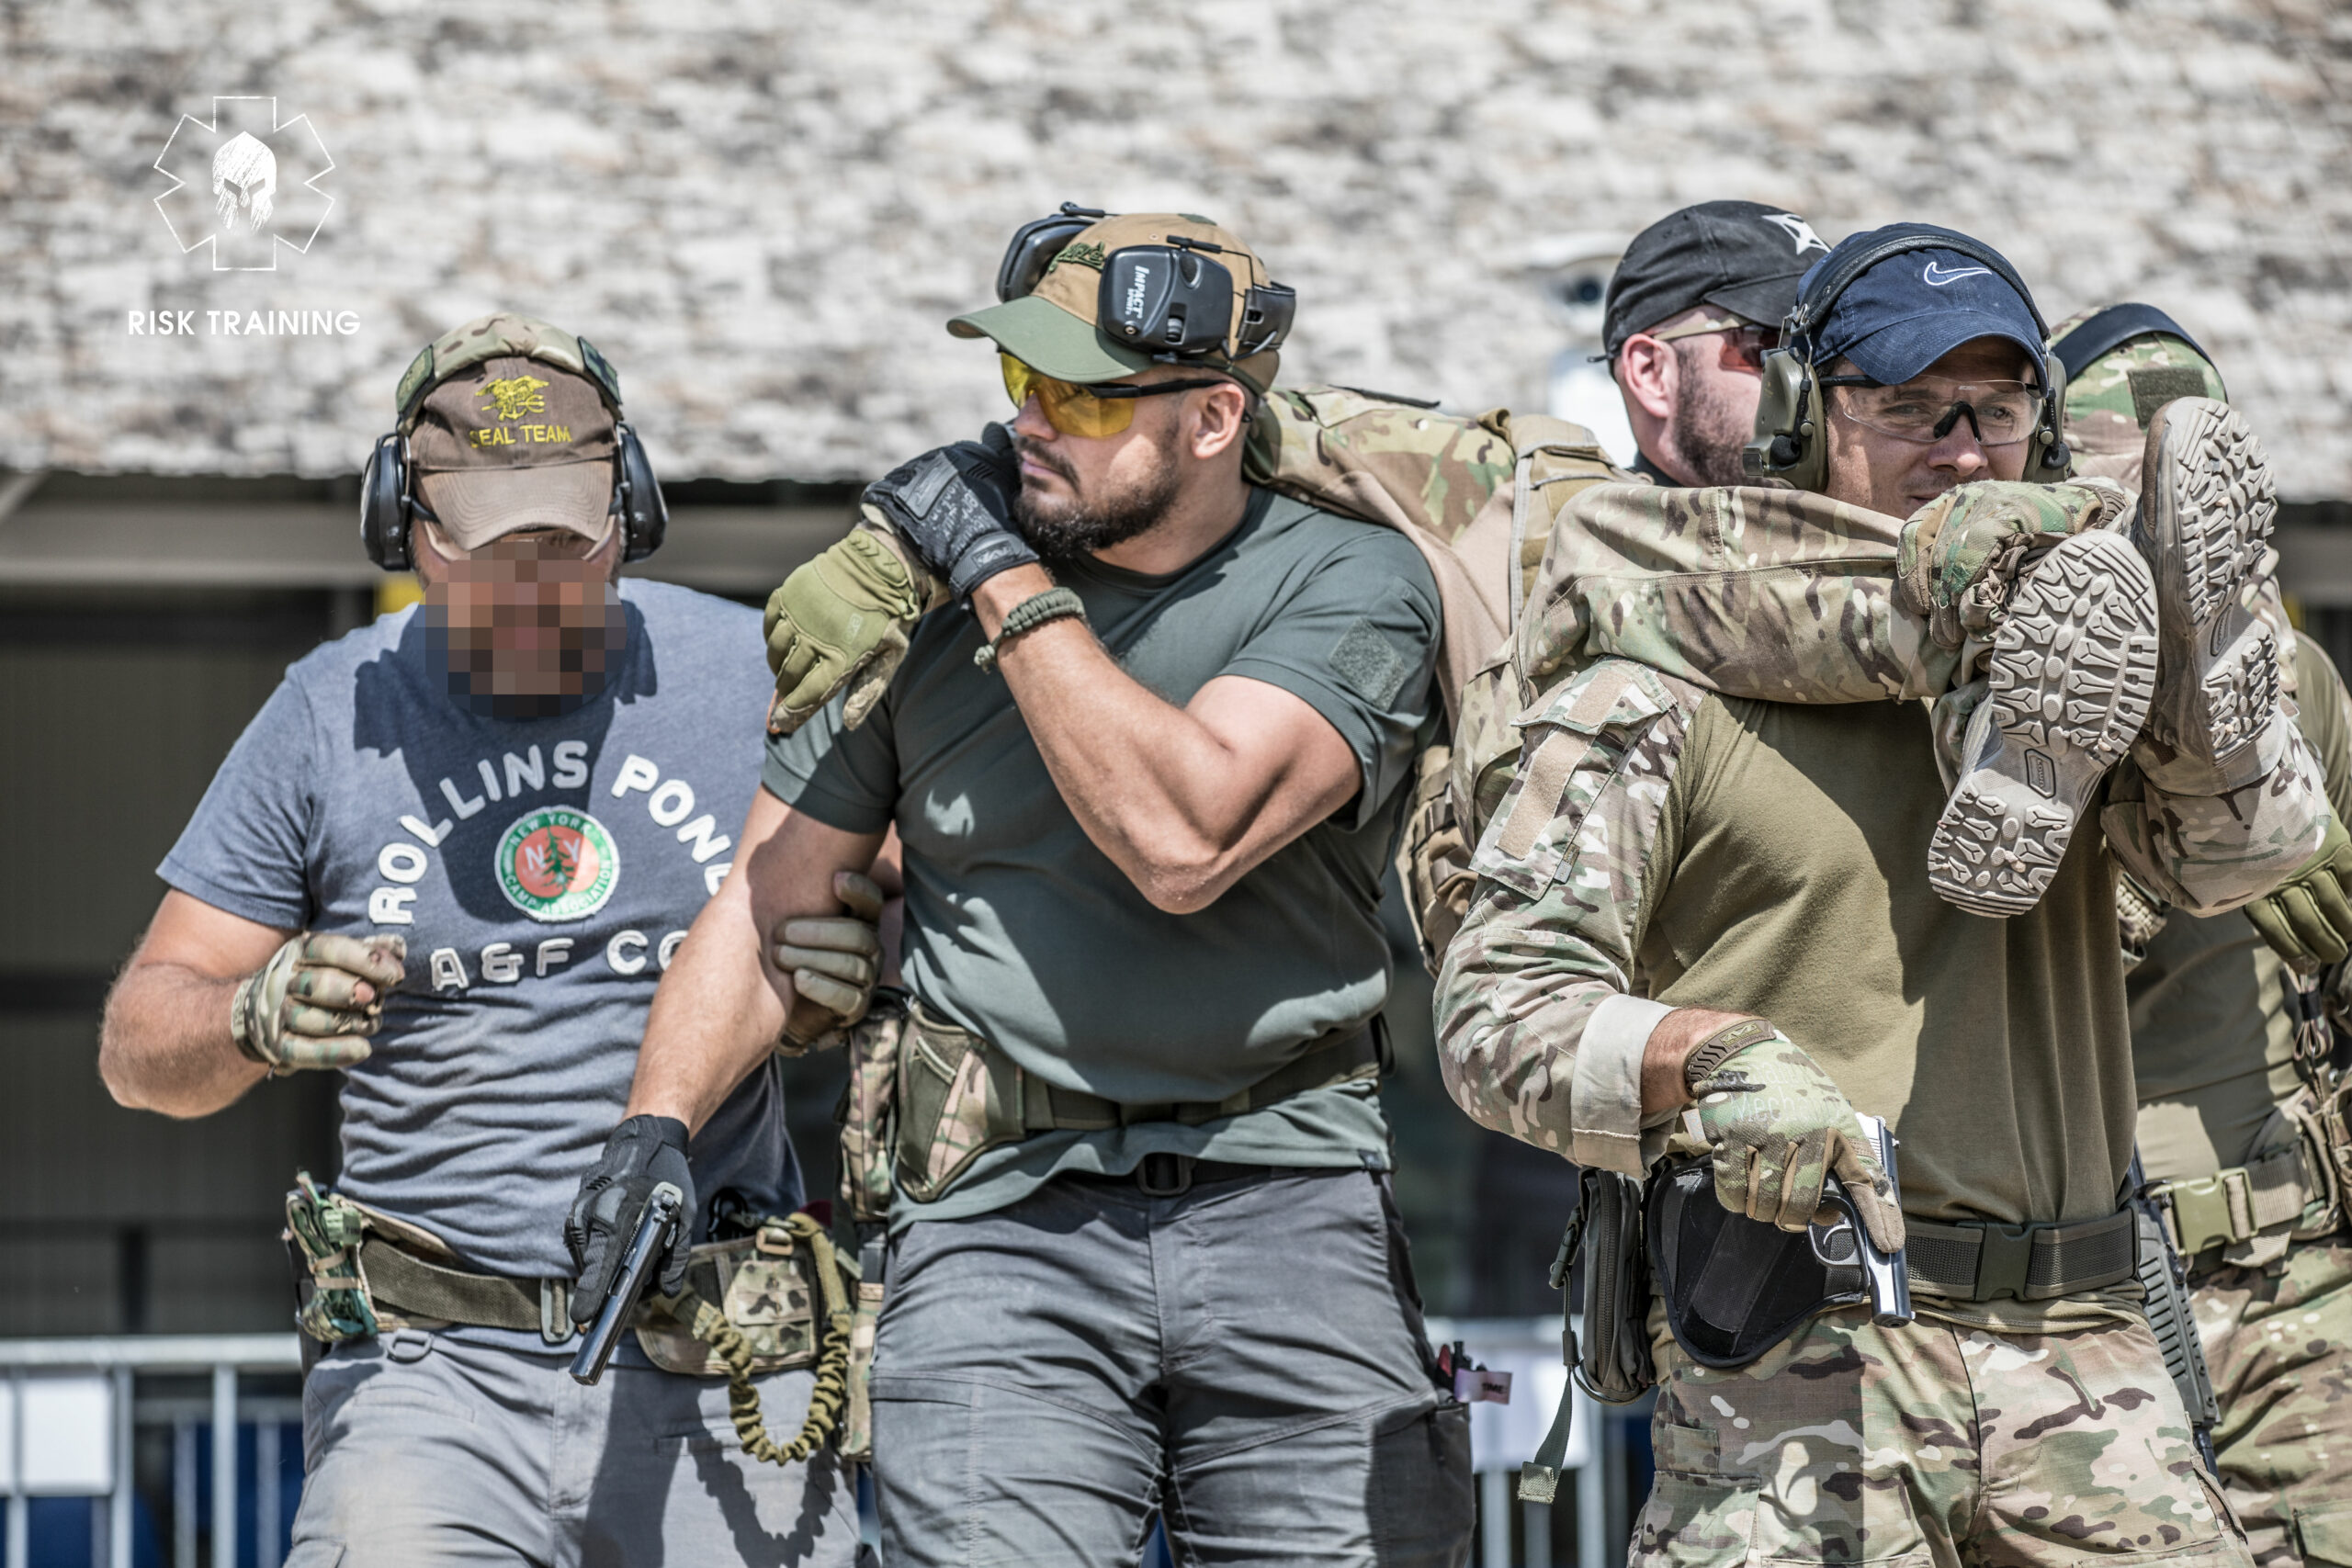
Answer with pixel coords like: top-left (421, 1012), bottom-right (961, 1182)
top-left (764, 489), bottom-right (1441, 1224)
top-left (161, 581), bottom-right (797, 1280)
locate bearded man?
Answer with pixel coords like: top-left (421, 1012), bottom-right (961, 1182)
top-left (569, 212), bottom-right (1478, 1566)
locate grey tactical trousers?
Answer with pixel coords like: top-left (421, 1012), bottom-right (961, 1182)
top-left (288, 1329), bottom-right (865, 1567)
top-left (871, 1165), bottom-right (1476, 1567)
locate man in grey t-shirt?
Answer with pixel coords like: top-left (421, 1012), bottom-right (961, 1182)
top-left (590, 212), bottom-right (1476, 1565)
top-left (100, 314), bottom-right (878, 1567)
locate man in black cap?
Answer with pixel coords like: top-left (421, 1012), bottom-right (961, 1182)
top-left (1603, 200), bottom-right (1829, 487)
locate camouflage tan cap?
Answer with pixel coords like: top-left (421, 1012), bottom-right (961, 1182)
top-left (2051, 303), bottom-right (2228, 461)
top-left (397, 312), bottom-right (624, 551)
top-left (948, 212), bottom-right (1282, 392)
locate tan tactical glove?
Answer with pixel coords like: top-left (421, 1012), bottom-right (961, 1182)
top-left (772, 871), bottom-right (887, 1053)
top-left (230, 933), bottom-right (408, 1073)
top-left (1896, 479), bottom-right (2129, 649)
top-left (763, 519), bottom-right (941, 737)
top-left (1687, 1019), bottom-right (1905, 1252)
top-left (2246, 811), bottom-right (2352, 973)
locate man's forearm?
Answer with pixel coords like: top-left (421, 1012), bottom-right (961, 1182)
top-left (622, 792), bottom-right (884, 1134)
top-left (622, 885), bottom-right (792, 1134)
top-left (972, 564), bottom-right (1352, 911)
top-left (99, 964), bottom-right (266, 1117)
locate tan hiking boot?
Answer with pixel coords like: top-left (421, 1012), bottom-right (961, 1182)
top-left (1928, 529), bottom-right (2159, 918)
top-left (2130, 398), bottom-right (2280, 790)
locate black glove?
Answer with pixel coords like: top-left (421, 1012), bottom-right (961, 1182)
top-left (564, 1114), bottom-right (695, 1325)
top-left (861, 423), bottom-right (1037, 601)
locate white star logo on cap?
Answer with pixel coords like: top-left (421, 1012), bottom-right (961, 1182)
top-left (1762, 214), bottom-right (1828, 255)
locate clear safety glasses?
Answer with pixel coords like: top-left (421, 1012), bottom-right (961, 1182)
top-left (1000, 355), bottom-right (1228, 438)
top-left (1821, 375), bottom-right (2043, 447)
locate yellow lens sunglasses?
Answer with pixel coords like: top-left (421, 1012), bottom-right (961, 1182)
top-left (1000, 355), bottom-right (1231, 438)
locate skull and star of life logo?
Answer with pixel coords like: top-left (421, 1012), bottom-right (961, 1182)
top-left (152, 96), bottom-right (334, 271)
top-left (495, 807), bottom-right (621, 923)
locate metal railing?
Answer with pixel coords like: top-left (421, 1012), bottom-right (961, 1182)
top-left (0, 1333), bottom-right (301, 1568)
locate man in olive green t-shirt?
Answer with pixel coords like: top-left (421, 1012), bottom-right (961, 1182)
top-left (593, 211), bottom-right (1476, 1567)
top-left (1440, 229), bottom-right (2322, 1567)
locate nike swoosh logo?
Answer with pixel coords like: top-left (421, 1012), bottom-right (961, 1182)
top-left (1923, 262), bottom-right (1993, 287)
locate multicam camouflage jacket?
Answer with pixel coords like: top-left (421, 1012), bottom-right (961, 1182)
top-left (1434, 481), bottom-right (2331, 1190)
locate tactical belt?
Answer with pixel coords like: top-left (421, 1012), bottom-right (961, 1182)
top-left (2150, 1145), bottom-right (2334, 1263)
top-left (2145, 1085), bottom-right (2352, 1267)
top-left (1902, 1211), bottom-right (2139, 1303)
top-left (1018, 1027), bottom-right (1380, 1132)
top-left (357, 1238), bottom-right (576, 1344)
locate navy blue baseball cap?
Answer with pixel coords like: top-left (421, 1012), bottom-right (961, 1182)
top-left (1801, 223), bottom-right (2049, 387)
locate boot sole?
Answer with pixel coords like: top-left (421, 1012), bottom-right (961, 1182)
top-left (2142, 399), bottom-right (2278, 763)
top-left (1928, 530), bottom-right (2158, 918)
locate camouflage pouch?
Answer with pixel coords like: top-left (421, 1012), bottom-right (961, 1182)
top-left (836, 991), bottom-right (909, 1224)
top-left (285, 1171), bottom-right (378, 1345)
top-left (634, 1216), bottom-right (837, 1376)
top-left (1396, 739), bottom-right (1473, 976)
top-left (892, 1004), bottom-right (1027, 1205)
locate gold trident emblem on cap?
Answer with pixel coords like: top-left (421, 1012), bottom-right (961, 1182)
top-left (480, 374), bottom-right (548, 422)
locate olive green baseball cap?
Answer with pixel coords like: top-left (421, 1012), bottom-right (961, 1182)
top-left (948, 212), bottom-right (1282, 391)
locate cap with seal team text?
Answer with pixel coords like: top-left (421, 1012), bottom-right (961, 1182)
top-left (398, 312), bottom-right (623, 552)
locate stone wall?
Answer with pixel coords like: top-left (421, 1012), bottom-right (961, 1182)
top-left (3, 0), bottom-right (2347, 494)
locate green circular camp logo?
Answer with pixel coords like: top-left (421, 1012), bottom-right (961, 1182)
top-left (494, 807), bottom-right (619, 923)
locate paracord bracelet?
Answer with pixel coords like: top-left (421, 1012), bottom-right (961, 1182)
top-left (974, 586), bottom-right (1088, 673)
top-left (1681, 1016), bottom-right (1779, 1093)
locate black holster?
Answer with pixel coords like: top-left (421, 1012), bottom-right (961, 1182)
top-left (1646, 1156), bottom-right (1867, 1369)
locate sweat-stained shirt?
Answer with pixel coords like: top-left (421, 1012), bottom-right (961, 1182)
top-left (1436, 658), bottom-right (2145, 1332)
top-left (764, 487), bottom-right (1442, 1228)
top-left (2133, 632), bottom-right (2352, 1189)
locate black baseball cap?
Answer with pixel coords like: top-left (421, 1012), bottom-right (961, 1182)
top-left (1803, 224), bottom-right (2048, 387)
top-left (1601, 201), bottom-right (1832, 358)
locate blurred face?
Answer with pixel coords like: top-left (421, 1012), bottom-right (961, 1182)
top-left (1006, 365), bottom-right (1242, 559)
top-left (414, 519), bottom-right (626, 717)
top-left (1819, 338), bottom-right (2038, 516)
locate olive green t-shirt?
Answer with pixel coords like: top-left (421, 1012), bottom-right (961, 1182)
top-left (765, 488), bottom-right (1442, 1224)
top-left (1646, 696), bottom-right (2139, 1235)
top-left (2132, 632), bottom-right (2352, 1182)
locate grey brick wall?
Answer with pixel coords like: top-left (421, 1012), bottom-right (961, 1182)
top-left (4, 0), bottom-right (2346, 494)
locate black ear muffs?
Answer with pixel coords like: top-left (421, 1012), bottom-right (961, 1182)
top-left (359, 433), bottom-right (413, 570)
top-left (1743, 229), bottom-right (2071, 492)
top-left (614, 423), bottom-right (668, 562)
top-left (997, 203), bottom-right (1107, 302)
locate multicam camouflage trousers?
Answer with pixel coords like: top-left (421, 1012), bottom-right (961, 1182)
top-left (1635, 1305), bottom-right (2251, 1568)
top-left (2196, 1238), bottom-right (2352, 1568)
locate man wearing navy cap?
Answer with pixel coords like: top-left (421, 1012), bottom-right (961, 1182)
top-left (1439, 227), bottom-right (2320, 1564)
top-left (1603, 199), bottom-right (1830, 487)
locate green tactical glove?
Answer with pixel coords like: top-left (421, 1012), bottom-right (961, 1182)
top-left (772, 870), bottom-right (888, 1052)
top-left (763, 525), bottom-right (936, 737)
top-left (2245, 811), bottom-right (2352, 973)
top-left (230, 932), bottom-right (408, 1073)
top-left (1687, 1019), bottom-right (1905, 1253)
top-left (1895, 479), bottom-right (2130, 650)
